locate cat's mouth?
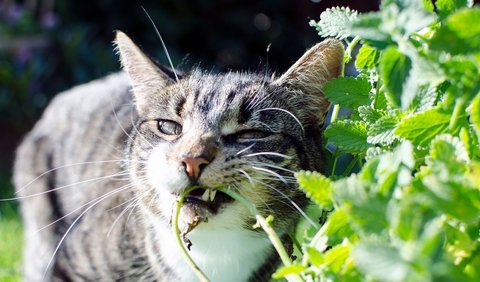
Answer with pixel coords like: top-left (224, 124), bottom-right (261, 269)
top-left (183, 188), bottom-right (234, 214)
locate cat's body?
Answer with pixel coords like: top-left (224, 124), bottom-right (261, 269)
top-left (14, 32), bottom-right (343, 281)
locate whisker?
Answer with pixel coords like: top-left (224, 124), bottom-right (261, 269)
top-left (4, 171), bottom-right (131, 201)
top-left (32, 182), bottom-right (137, 236)
top-left (141, 6), bottom-right (179, 83)
top-left (250, 166), bottom-right (289, 185)
top-left (243, 152), bottom-right (292, 159)
top-left (254, 107), bottom-right (305, 136)
top-left (250, 178), bottom-right (318, 228)
top-left (249, 161), bottom-right (296, 174)
top-left (235, 143), bottom-right (255, 156)
top-left (14, 160), bottom-right (127, 195)
top-left (43, 183), bottom-right (134, 277)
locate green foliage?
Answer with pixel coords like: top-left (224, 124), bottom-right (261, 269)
top-left (279, 1), bottom-right (480, 281)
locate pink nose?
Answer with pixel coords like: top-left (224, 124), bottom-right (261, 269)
top-left (182, 157), bottom-right (210, 182)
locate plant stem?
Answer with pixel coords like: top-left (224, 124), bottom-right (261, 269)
top-left (344, 36), bottom-right (361, 64)
top-left (172, 187), bottom-right (210, 282)
top-left (449, 97), bottom-right (465, 131)
top-left (342, 155), bottom-right (360, 176)
top-left (330, 148), bottom-right (340, 177)
top-left (219, 187), bottom-right (305, 282)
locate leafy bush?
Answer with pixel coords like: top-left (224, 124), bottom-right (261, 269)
top-left (274, 0), bottom-right (480, 281)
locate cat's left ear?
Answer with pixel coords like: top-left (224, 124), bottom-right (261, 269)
top-left (273, 39), bottom-right (344, 118)
top-left (114, 31), bottom-right (177, 113)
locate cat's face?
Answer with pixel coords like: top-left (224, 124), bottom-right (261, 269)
top-left (115, 32), bottom-right (343, 235)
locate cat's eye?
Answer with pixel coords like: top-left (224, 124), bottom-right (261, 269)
top-left (235, 130), bottom-right (271, 142)
top-left (157, 120), bottom-right (182, 136)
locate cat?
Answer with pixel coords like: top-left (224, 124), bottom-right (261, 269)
top-left (13, 31), bottom-right (344, 281)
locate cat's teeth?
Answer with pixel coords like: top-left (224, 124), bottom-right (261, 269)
top-left (209, 189), bottom-right (217, 202)
top-left (201, 189), bottom-right (210, 202)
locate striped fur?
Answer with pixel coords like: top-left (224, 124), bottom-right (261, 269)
top-left (14, 32), bottom-right (343, 281)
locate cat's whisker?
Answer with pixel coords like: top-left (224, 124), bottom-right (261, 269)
top-left (130, 110), bottom-right (155, 149)
top-left (32, 182), bottom-right (137, 236)
top-left (14, 160), bottom-right (128, 195)
top-left (234, 143), bottom-right (255, 156)
top-left (250, 178), bottom-right (318, 228)
top-left (232, 178), bottom-right (275, 215)
top-left (235, 169), bottom-right (255, 187)
top-left (243, 151), bottom-right (292, 159)
top-left (44, 183), bottom-right (135, 277)
top-left (5, 170), bottom-right (131, 201)
top-left (250, 166), bottom-right (289, 185)
top-left (141, 6), bottom-right (180, 83)
top-left (107, 190), bottom-right (151, 237)
top-left (254, 107), bottom-right (305, 136)
top-left (110, 96), bottom-right (136, 143)
top-left (249, 161), bottom-right (296, 174)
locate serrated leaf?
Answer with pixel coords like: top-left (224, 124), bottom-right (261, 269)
top-left (367, 114), bottom-right (399, 145)
top-left (380, 47), bottom-right (412, 108)
top-left (325, 120), bottom-right (370, 154)
top-left (355, 44), bottom-right (380, 70)
top-left (353, 242), bottom-right (410, 282)
top-left (272, 264), bottom-right (305, 279)
top-left (410, 85), bottom-right (438, 112)
top-left (310, 7), bottom-right (358, 39)
top-left (358, 106), bottom-right (385, 124)
top-left (296, 171), bottom-right (333, 208)
top-left (430, 8), bottom-right (480, 54)
top-left (323, 76), bottom-right (372, 109)
top-left (394, 107), bottom-right (453, 147)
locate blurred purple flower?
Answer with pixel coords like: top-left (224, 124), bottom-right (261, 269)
top-left (42, 12), bottom-right (59, 28)
top-left (3, 4), bottom-right (24, 24)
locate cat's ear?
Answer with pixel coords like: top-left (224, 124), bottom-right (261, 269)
top-left (114, 31), bottom-right (175, 112)
top-left (273, 39), bottom-right (344, 117)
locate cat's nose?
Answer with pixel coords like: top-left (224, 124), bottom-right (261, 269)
top-left (182, 157), bottom-right (210, 182)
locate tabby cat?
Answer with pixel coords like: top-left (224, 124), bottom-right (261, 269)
top-left (14, 31), bottom-right (344, 281)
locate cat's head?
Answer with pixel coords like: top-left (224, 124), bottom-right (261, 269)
top-left (115, 31), bottom-right (343, 236)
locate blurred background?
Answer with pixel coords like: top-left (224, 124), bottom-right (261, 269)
top-left (0, 0), bottom-right (379, 278)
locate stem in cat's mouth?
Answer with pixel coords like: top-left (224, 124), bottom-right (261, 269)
top-left (172, 186), bottom-right (304, 282)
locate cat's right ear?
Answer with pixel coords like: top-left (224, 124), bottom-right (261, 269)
top-left (114, 31), bottom-right (175, 113)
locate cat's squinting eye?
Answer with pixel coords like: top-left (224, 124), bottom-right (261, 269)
top-left (157, 120), bottom-right (182, 136)
top-left (235, 130), bottom-right (271, 142)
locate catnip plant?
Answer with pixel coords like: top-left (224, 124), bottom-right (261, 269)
top-left (274, 0), bottom-right (480, 281)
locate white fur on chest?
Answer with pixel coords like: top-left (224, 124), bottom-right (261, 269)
top-left (154, 220), bottom-right (272, 282)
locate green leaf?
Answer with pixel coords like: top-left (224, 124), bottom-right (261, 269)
top-left (395, 107), bottom-right (453, 147)
top-left (430, 8), bottom-right (480, 54)
top-left (436, 0), bottom-right (471, 19)
top-left (367, 114), bottom-right (399, 145)
top-left (353, 242), bottom-right (410, 282)
top-left (380, 47), bottom-right (412, 108)
top-left (471, 95), bottom-right (480, 137)
top-left (272, 264), bottom-right (305, 279)
top-left (325, 120), bottom-right (370, 154)
top-left (296, 171), bottom-right (333, 208)
top-left (355, 44), bottom-right (380, 70)
top-left (358, 106), bottom-right (385, 124)
top-left (350, 13), bottom-right (392, 49)
top-left (324, 243), bottom-right (351, 273)
top-left (309, 7), bottom-right (358, 39)
top-left (323, 207), bottom-right (355, 245)
top-left (323, 76), bottom-right (372, 109)
top-left (305, 247), bottom-right (324, 267)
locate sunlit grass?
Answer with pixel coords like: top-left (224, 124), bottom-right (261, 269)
top-left (0, 174), bottom-right (22, 282)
